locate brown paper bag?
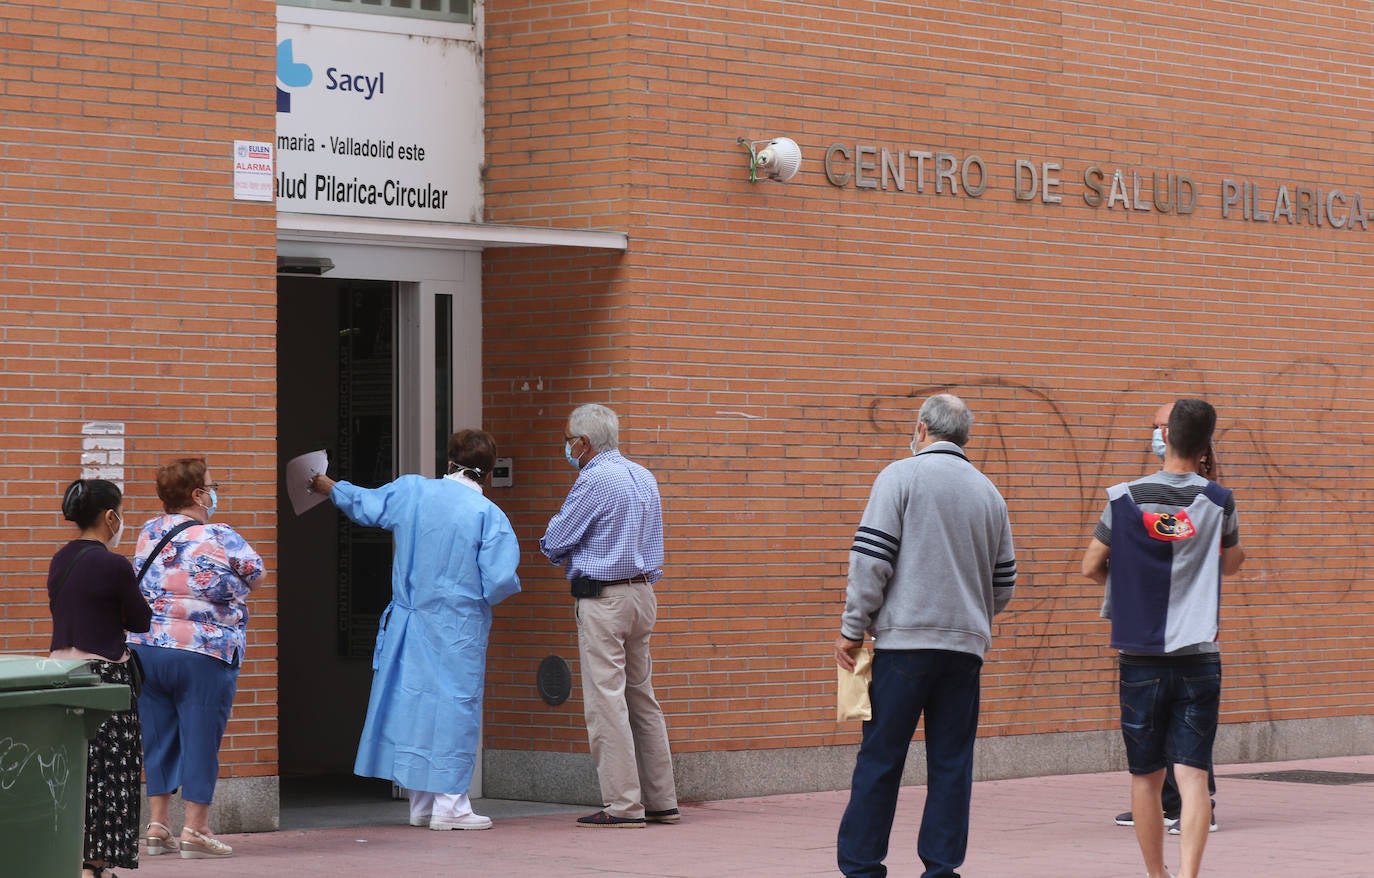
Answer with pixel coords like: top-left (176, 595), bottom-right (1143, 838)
top-left (836, 648), bottom-right (873, 721)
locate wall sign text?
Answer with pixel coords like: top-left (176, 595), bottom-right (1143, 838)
top-left (824, 144), bottom-right (1371, 231)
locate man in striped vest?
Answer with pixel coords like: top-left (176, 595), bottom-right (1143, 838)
top-left (1082, 398), bottom-right (1245, 878)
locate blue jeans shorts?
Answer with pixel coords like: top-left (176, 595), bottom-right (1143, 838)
top-left (1118, 654), bottom-right (1221, 775)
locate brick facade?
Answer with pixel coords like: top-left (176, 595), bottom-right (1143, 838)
top-left (480, 0), bottom-right (1374, 785)
top-left (0, 0), bottom-right (279, 784)
top-left (2, 0), bottom-right (1370, 817)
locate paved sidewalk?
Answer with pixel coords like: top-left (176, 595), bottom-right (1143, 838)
top-left (135, 754), bottom-right (1374, 877)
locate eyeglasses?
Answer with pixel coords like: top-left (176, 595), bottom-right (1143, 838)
top-left (563, 434), bottom-right (581, 444)
top-left (200, 482), bottom-right (222, 491)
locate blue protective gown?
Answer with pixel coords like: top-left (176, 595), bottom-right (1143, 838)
top-left (330, 475), bottom-right (521, 794)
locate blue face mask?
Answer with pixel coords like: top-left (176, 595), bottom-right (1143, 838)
top-left (565, 441), bottom-right (582, 468)
top-left (1151, 428), bottom-right (1167, 460)
top-left (199, 488), bottom-right (218, 519)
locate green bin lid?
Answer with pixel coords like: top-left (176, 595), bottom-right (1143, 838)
top-left (0, 654), bottom-right (103, 692)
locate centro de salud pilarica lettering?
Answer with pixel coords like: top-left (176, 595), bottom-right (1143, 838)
top-left (822, 143), bottom-right (1373, 231)
top-left (276, 172), bottom-right (450, 209)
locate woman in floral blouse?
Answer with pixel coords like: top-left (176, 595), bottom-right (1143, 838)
top-left (127, 458), bottom-right (265, 860)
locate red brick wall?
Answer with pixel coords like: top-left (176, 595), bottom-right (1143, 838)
top-left (0, 1), bottom-right (279, 780)
top-left (482, 0), bottom-right (1374, 756)
top-left (6, 0), bottom-right (1364, 791)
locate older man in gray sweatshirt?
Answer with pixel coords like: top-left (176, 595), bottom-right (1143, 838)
top-left (835, 392), bottom-right (1017, 878)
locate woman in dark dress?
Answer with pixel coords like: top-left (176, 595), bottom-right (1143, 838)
top-left (48, 478), bottom-right (153, 878)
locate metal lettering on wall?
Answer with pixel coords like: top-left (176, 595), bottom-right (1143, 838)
top-left (823, 143), bottom-right (1372, 231)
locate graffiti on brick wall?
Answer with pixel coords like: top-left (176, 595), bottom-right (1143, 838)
top-left (860, 363), bottom-right (1370, 674)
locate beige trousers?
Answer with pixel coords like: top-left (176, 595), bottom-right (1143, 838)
top-left (576, 583), bottom-right (678, 819)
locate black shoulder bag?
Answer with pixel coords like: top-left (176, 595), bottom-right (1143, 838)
top-left (123, 519), bottom-right (198, 697)
top-left (134, 519), bottom-right (197, 586)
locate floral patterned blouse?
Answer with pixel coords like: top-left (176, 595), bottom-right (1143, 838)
top-left (126, 514), bottom-right (266, 666)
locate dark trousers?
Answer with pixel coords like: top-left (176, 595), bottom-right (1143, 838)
top-left (837, 649), bottom-right (983, 878)
top-left (1161, 762), bottom-right (1218, 816)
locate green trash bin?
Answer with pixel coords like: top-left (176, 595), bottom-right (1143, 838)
top-left (0, 654), bottom-right (131, 878)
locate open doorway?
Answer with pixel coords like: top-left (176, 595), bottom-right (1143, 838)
top-left (276, 277), bottom-right (398, 789)
top-left (276, 267), bottom-right (466, 822)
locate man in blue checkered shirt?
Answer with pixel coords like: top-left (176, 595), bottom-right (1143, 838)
top-left (540, 403), bottom-right (680, 829)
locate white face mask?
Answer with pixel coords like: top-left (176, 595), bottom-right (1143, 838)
top-left (445, 468), bottom-right (484, 492)
top-left (108, 512), bottom-right (125, 550)
top-left (1151, 427), bottom-right (1167, 459)
top-left (910, 422), bottom-right (927, 456)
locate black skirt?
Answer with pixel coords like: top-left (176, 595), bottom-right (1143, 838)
top-left (84, 660), bottom-right (142, 868)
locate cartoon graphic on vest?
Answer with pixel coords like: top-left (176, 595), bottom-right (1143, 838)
top-left (1145, 509), bottom-right (1196, 541)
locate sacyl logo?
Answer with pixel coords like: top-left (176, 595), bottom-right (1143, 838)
top-left (326, 67), bottom-right (385, 100)
top-left (276, 39), bottom-right (313, 113)
top-left (277, 38), bottom-right (388, 111)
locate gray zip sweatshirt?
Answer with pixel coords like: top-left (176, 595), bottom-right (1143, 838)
top-left (840, 441), bottom-right (1017, 657)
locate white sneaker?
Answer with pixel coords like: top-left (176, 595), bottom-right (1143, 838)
top-left (408, 813), bottom-right (432, 827)
top-left (1167, 811), bottom-right (1218, 834)
top-left (1168, 819), bottom-right (1217, 834)
top-left (429, 812), bottom-right (492, 831)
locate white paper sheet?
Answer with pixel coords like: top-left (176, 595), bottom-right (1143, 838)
top-left (285, 449), bottom-right (330, 516)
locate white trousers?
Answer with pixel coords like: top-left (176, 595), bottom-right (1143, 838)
top-left (409, 790), bottom-right (474, 822)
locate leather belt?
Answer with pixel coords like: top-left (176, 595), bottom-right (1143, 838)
top-left (601, 574), bottom-right (651, 587)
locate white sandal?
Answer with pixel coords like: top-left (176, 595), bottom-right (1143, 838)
top-left (144, 822), bottom-right (179, 856)
top-left (180, 827), bottom-right (233, 859)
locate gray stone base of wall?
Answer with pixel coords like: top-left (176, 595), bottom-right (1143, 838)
top-left (141, 775), bottom-right (280, 835)
top-left (189, 715), bottom-right (1373, 832)
top-left (482, 714), bottom-right (1374, 805)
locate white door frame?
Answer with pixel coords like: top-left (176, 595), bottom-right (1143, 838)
top-left (278, 235), bottom-right (485, 795)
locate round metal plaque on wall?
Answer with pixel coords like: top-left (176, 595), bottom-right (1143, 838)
top-left (536, 654), bottom-right (572, 706)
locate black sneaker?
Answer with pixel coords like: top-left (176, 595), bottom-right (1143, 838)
top-left (646, 808), bottom-right (681, 824)
top-left (576, 809), bottom-right (645, 828)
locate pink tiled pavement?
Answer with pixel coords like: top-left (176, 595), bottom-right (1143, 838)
top-left (134, 754), bottom-right (1374, 878)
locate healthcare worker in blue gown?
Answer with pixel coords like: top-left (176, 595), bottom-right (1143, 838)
top-left (309, 429), bottom-right (521, 830)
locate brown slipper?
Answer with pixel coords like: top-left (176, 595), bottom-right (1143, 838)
top-left (576, 809), bottom-right (645, 828)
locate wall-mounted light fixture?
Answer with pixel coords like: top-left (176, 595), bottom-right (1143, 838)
top-left (277, 255), bottom-right (335, 275)
top-left (738, 137), bottom-right (803, 183)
